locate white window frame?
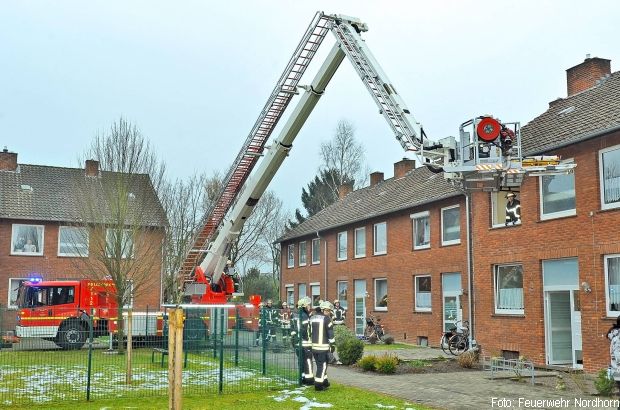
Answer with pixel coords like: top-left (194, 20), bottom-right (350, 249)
top-left (374, 278), bottom-right (388, 311)
top-left (299, 241), bottom-right (307, 266)
top-left (10, 224), bottom-right (44, 256)
top-left (337, 281), bottom-right (348, 309)
top-left (311, 283), bottom-right (321, 307)
top-left (337, 231), bottom-right (347, 261)
top-left (441, 205), bottom-right (461, 246)
top-left (539, 158), bottom-right (576, 220)
top-left (298, 283), bottom-right (307, 298)
top-left (287, 244), bottom-right (295, 268)
top-left (600, 145), bottom-right (620, 210)
top-left (285, 285), bottom-right (295, 307)
top-left (105, 228), bottom-right (134, 259)
top-left (490, 192), bottom-right (521, 228)
top-left (494, 264), bottom-right (524, 315)
top-left (354, 227), bottom-right (366, 258)
top-left (605, 254), bottom-right (620, 317)
top-left (373, 222), bottom-right (387, 255)
top-left (414, 275), bottom-right (432, 312)
top-left (7, 278), bottom-right (28, 309)
top-left (411, 211), bottom-right (430, 250)
top-left (311, 238), bottom-right (320, 264)
top-left (58, 226), bottom-right (89, 257)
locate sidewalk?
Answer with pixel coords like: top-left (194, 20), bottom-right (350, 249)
top-left (329, 347), bottom-right (617, 410)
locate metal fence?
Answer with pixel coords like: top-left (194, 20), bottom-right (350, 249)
top-left (0, 305), bottom-right (300, 406)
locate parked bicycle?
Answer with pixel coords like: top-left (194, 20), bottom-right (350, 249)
top-left (363, 315), bottom-right (385, 343)
top-left (440, 320), bottom-right (470, 356)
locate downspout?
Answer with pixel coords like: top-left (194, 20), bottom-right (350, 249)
top-left (466, 192), bottom-right (476, 347)
top-left (320, 232), bottom-right (327, 300)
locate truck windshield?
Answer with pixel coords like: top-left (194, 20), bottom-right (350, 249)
top-left (17, 286), bottom-right (75, 308)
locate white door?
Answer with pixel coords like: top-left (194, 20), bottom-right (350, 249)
top-left (354, 280), bottom-right (366, 336)
top-left (442, 273), bottom-right (462, 331)
top-left (545, 291), bottom-right (572, 365)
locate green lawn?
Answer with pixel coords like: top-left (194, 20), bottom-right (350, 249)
top-left (364, 342), bottom-right (420, 351)
top-left (3, 383), bottom-right (437, 410)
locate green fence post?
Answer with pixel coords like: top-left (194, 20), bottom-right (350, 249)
top-left (261, 307), bottom-right (266, 375)
top-left (297, 307), bottom-right (303, 386)
top-left (218, 308), bottom-right (225, 394)
top-left (213, 308), bottom-right (218, 359)
top-left (234, 307), bottom-right (239, 366)
top-left (86, 307), bottom-right (95, 401)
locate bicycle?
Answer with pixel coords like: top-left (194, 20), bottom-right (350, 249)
top-left (440, 320), bottom-right (470, 355)
top-left (363, 315), bottom-right (385, 344)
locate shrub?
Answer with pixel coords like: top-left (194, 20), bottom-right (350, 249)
top-left (594, 369), bottom-right (615, 397)
top-left (338, 337), bottom-right (365, 365)
top-left (457, 350), bottom-right (479, 369)
top-left (374, 353), bottom-right (399, 374)
top-left (383, 335), bottom-right (395, 345)
top-left (334, 325), bottom-right (356, 347)
top-left (357, 355), bottom-right (377, 371)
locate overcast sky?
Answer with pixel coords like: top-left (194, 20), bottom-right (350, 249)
top-left (1, 1), bottom-right (619, 215)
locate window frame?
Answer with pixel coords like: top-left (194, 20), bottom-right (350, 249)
top-left (58, 226), bottom-right (89, 257)
top-left (411, 211), bottom-right (431, 250)
top-left (539, 158), bottom-right (576, 220)
top-left (105, 228), bottom-right (134, 259)
top-left (10, 224), bottom-right (45, 256)
top-left (414, 275), bottom-right (432, 312)
top-left (373, 222), bottom-right (387, 255)
top-left (287, 244), bottom-right (295, 268)
top-left (493, 264), bottom-right (525, 315)
top-left (354, 227), bottom-right (366, 258)
top-left (298, 283), bottom-right (307, 298)
top-left (337, 231), bottom-right (347, 261)
top-left (299, 241), bottom-right (307, 266)
top-left (311, 283), bottom-right (321, 308)
top-left (490, 192), bottom-right (521, 228)
top-left (374, 278), bottom-right (388, 311)
top-left (337, 281), bottom-right (348, 309)
top-left (605, 254), bottom-right (620, 317)
top-left (600, 145), bottom-right (620, 211)
top-left (285, 285), bottom-right (295, 307)
top-left (441, 205), bottom-right (461, 246)
top-left (311, 238), bottom-right (320, 265)
top-left (7, 278), bottom-right (28, 309)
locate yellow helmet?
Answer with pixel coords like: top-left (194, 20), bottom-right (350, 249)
top-left (297, 296), bottom-right (312, 308)
top-left (320, 301), bottom-right (334, 311)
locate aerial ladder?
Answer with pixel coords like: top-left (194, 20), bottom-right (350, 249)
top-left (179, 12), bottom-right (575, 304)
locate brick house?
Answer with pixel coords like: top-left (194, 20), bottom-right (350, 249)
top-left (0, 150), bottom-right (167, 311)
top-left (279, 56), bottom-right (620, 372)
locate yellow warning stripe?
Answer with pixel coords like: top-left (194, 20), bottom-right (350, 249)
top-left (20, 317), bottom-right (69, 321)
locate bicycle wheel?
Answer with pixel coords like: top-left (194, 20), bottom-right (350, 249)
top-left (440, 334), bottom-right (451, 355)
top-left (449, 335), bottom-right (468, 356)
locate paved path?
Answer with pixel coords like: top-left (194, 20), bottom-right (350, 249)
top-left (329, 347), bottom-right (617, 410)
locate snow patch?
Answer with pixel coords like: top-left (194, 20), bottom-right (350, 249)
top-left (375, 405), bottom-right (396, 409)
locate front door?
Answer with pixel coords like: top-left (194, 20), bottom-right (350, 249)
top-left (354, 279), bottom-right (366, 336)
top-left (545, 290), bottom-right (582, 367)
top-left (442, 273), bottom-right (462, 331)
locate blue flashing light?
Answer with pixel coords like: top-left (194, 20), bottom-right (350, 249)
top-left (28, 276), bottom-right (42, 283)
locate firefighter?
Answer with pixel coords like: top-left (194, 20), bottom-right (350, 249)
top-left (310, 300), bottom-right (335, 391)
top-left (280, 301), bottom-right (292, 343)
top-left (264, 298), bottom-right (279, 345)
top-left (505, 192), bottom-right (521, 226)
top-left (290, 296), bottom-right (314, 385)
top-left (333, 299), bottom-right (346, 326)
top-left (223, 259), bottom-right (241, 293)
top-left (254, 302), bottom-right (264, 347)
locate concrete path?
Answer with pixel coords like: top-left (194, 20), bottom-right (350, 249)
top-left (329, 347), bottom-right (617, 410)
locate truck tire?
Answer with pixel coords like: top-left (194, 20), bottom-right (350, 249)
top-left (56, 319), bottom-right (87, 350)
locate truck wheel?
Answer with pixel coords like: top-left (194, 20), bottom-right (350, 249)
top-left (56, 319), bottom-right (86, 350)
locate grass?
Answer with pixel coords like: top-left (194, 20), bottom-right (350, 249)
top-left (364, 342), bottom-right (419, 351)
top-left (3, 383), bottom-right (436, 410)
top-left (406, 359), bottom-right (432, 368)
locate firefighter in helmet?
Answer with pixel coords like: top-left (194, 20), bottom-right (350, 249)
top-left (280, 301), bottom-right (292, 343)
top-left (310, 300), bottom-right (335, 391)
top-left (332, 299), bottom-right (346, 326)
top-left (290, 296), bottom-right (314, 385)
top-left (505, 192), bottom-right (521, 226)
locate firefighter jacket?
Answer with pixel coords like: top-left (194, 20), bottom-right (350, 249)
top-left (290, 309), bottom-right (311, 347)
top-left (333, 307), bottom-right (346, 325)
top-left (280, 307), bottom-right (292, 329)
top-left (505, 199), bottom-right (521, 224)
top-left (263, 306), bottom-right (280, 325)
top-left (310, 312), bottom-right (335, 351)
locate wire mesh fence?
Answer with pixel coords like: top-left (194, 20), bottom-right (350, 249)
top-left (0, 305), bottom-right (301, 406)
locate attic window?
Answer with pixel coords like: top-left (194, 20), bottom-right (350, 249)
top-left (557, 106), bottom-right (575, 116)
top-left (20, 184), bottom-right (33, 192)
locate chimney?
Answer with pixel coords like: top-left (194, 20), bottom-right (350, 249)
top-left (370, 171), bottom-right (384, 186)
top-left (85, 159), bottom-right (99, 177)
top-left (338, 181), bottom-right (353, 200)
top-left (566, 56), bottom-right (611, 96)
top-left (394, 158), bottom-right (415, 178)
top-left (0, 147), bottom-right (18, 171)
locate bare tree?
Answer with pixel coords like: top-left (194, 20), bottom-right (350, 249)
top-left (72, 117), bottom-right (167, 353)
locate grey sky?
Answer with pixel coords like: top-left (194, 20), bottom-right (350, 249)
top-left (2, 1), bottom-right (619, 215)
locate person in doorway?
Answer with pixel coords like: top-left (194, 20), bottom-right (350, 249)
top-left (310, 300), bottom-right (335, 391)
top-left (505, 192), bottom-right (521, 226)
top-left (607, 315), bottom-right (620, 402)
top-left (290, 296), bottom-right (314, 385)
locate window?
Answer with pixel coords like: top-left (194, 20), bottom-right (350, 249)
top-left (605, 255), bottom-right (620, 316)
top-left (299, 241), bottom-right (307, 266)
top-left (441, 206), bottom-right (460, 245)
top-left (337, 281), bottom-right (348, 309)
top-left (373, 222), bottom-right (387, 255)
top-left (7, 278), bottom-right (28, 309)
top-left (411, 211), bottom-right (430, 249)
top-left (11, 224), bottom-right (44, 256)
top-left (494, 264), bottom-right (524, 314)
top-left (286, 286), bottom-right (295, 306)
top-left (491, 192), bottom-right (510, 227)
top-left (311, 284), bottom-right (321, 307)
top-left (337, 231), bottom-right (347, 261)
top-left (540, 162), bottom-right (576, 219)
top-left (414, 275), bottom-right (432, 311)
top-left (600, 145), bottom-right (620, 210)
top-left (298, 283), bottom-right (307, 298)
top-left (58, 226), bottom-right (89, 257)
top-left (106, 229), bottom-right (134, 259)
top-left (287, 244), bottom-right (294, 268)
top-left (374, 278), bottom-right (388, 310)
top-left (354, 227), bottom-right (366, 258)
top-left (311, 238), bottom-right (320, 264)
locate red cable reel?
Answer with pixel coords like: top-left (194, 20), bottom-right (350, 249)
top-left (476, 117), bottom-right (502, 142)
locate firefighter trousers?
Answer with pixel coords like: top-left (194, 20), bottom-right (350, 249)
top-left (312, 350), bottom-right (329, 389)
top-left (296, 346), bottom-right (314, 384)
